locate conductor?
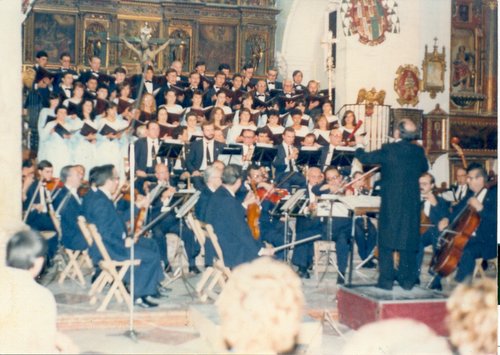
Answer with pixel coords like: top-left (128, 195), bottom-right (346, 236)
top-left (355, 119), bottom-right (428, 290)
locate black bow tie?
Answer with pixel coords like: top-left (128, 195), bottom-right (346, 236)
top-left (145, 80), bottom-right (152, 83)
top-left (257, 94), bottom-right (265, 97)
top-left (268, 82), bottom-right (275, 85)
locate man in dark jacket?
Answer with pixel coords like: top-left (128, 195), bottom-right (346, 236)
top-left (355, 119), bottom-right (428, 290)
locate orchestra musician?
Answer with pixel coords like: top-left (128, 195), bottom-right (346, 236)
top-left (52, 165), bottom-right (88, 252)
top-left (355, 119), bottom-right (428, 290)
top-left (435, 163), bottom-right (497, 287)
top-left (416, 172), bottom-right (449, 289)
top-left (204, 164), bottom-right (274, 269)
top-left (134, 121), bottom-right (163, 192)
top-left (22, 160), bottom-right (59, 265)
top-left (451, 167), bottom-right (469, 203)
top-left (82, 164), bottom-right (167, 308)
top-left (148, 163), bottom-right (201, 274)
top-left (272, 127), bottom-right (306, 188)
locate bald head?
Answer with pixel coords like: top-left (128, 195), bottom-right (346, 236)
top-left (396, 118), bottom-right (418, 141)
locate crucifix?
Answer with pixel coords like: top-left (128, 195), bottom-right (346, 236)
top-left (320, 30), bottom-right (337, 102)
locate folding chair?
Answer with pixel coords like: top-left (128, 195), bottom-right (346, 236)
top-left (86, 222), bottom-right (141, 312)
top-left (195, 222), bottom-right (231, 302)
top-left (57, 217), bottom-right (93, 286)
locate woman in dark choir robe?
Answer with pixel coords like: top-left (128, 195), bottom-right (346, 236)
top-left (62, 82), bottom-right (85, 119)
top-left (135, 92), bottom-right (157, 123)
top-left (184, 90), bottom-right (207, 125)
top-left (313, 114), bottom-right (331, 146)
top-left (234, 94), bottom-right (261, 126)
top-left (73, 100), bottom-right (98, 179)
top-left (289, 109), bottom-right (309, 145)
top-left (340, 110), bottom-right (361, 147)
top-left (322, 101), bottom-right (339, 130)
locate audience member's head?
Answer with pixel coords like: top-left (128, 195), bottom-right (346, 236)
top-left (217, 257), bottom-right (304, 353)
top-left (342, 318), bottom-right (451, 355)
top-left (6, 229), bottom-right (47, 277)
top-left (447, 278), bottom-right (497, 355)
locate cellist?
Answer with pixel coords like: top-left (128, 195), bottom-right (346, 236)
top-left (433, 163), bottom-right (497, 289)
top-left (416, 172), bottom-right (449, 290)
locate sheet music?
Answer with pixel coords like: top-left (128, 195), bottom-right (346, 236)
top-left (315, 200), bottom-right (350, 217)
top-left (333, 195), bottom-right (381, 210)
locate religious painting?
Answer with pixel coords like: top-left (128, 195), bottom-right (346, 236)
top-left (449, 118), bottom-right (497, 150)
top-left (33, 12), bottom-right (76, 63)
top-left (340, 0), bottom-right (400, 46)
top-left (118, 18), bottom-right (162, 66)
top-left (167, 25), bottom-right (192, 73)
top-left (84, 19), bottom-right (109, 66)
top-left (198, 24), bottom-right (236, 72)
top-left (244, 34), bottom-right (268, 75)
top-left (450, 29), bottom-right (475, 94)
top-left (423, 105), bottom-right (449, 154)
top-left (422, 42), bottom-right (446, 99)
top-left (394, 65), bottom-right (420, 107)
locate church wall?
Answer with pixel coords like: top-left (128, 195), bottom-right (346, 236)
top-left (277, 0), bottom-right (452, 114)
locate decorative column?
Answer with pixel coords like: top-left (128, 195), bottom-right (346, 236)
top-left (484, 1), bottom-right (497, 114)
top-left (0, 0), bottom-right (23, 263)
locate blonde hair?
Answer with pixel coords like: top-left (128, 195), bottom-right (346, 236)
top-left (217, 257), bottom-right (304, 353)
top-left (447, 278), bottom-right (497, 355)
top-left (139, 93), bottom-right (157, 113)
top-left (342, 318), bottom-right (452, 354)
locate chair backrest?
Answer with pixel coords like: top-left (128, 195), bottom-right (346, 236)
top-left (203, 223), bottom-right (225, 266)
top-left (77, 216), bottom-right (94, 247)
top-left (87, 223), bottom-right (113, 263)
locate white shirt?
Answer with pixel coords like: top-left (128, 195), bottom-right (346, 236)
top-left (282, 142), bottom-right (297, 172)
top-left (200, 138), bottom-right (215, 171)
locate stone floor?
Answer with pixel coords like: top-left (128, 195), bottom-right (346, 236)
top-left (45, 249), bottom-right (482, 354)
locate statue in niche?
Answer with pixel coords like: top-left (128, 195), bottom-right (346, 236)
top-left (169, 29), bottom-right (190, 70)
top-left (122, 22), bottom-right (172, 65)
top-left (85, 22), bottom-right (107, 63)
top-left (452, 45), bottom-right (474, 92)
top-left (246, 35), bottom-right (267, 74)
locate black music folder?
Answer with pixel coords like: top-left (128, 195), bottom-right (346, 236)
top-left (297, 148), bottom-right (322, 167)
top-left (54, 123), bottom-right (71, 138)
top-left (156, 140), bottom-right (184, 159)
top-left (251, 144), bottom-right (277, 167)
top-left (80, 122), bottom-right (98, 136)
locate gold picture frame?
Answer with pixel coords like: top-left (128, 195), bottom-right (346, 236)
top-left (422, 40), bottom-right (446, 99)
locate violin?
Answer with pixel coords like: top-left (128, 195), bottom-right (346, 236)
top-left (45, 178), bottom-right (64, 191)
top-left (77, 180), bottom-right (91, 197)
top-left (255, 187), bottom-right (289, 204)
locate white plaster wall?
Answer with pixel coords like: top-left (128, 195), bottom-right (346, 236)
top-left (277, 0), bottom-right (451, 114)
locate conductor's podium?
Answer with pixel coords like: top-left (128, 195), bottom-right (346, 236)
top-left (189, 304), bottom-right (323, 353)
top-left (337, 285), bottom-right (448, 336)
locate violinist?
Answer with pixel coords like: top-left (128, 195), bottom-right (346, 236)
top-left (149, 163), bottom-right (201, 274)
top-left (435, 163), bottom-right (497, 286)
top-left (22, 160), bottom-right (58, 264)
top-left (241, 165), bottom-right (286, 258)
top-left (416, 172), bottom-right (450, 290)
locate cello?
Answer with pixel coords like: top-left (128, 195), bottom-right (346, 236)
top-left (430, 195), bottom-right (481, 277)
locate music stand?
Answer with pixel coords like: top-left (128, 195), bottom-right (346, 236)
top-left (252, 145), bottom-right (277, 167)
top-left (156, 141), bottom-right (184, 168)
top-left (297, 148), bottom-right (321, 167)
top-left (279, 189), bottom-right (306, 263)
top-left (328, 148), bottom-right (355, 175)
top-left (218, 144), bottom-right (243, 166)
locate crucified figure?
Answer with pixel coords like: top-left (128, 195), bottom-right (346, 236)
top-left (122, 22), bottom-right (173, 65)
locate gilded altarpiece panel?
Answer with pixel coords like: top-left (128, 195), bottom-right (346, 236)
top-left (198, 24), bottom-right (237, 72)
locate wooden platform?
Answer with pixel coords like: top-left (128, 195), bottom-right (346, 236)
top-left (337, 284), bottom-right (448, 336)
top-left (189, 304), bottom-right (323, 354)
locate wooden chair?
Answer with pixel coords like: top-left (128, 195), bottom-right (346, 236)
top-left (57, 217), bottom-right (93, 286)
top-left (195, 222), bottom-right (232, 302)
top-left (85, 221), bottom-right (141, 312)
top-left (473, 258), bottom-right (497, 279)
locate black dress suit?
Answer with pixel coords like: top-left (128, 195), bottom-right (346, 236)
top-left (185, 139), bottom-right (224, 173)
top-left (83, 189), bottom-right (164, 298)
top-left (53, 68), bottom-right (79, 87)
top-left (449, 186), bottom-right (497, 281)
top-left (204, 186), bottom-right (262, 268)
top-left (355, 140), bottom-right (428, 289)
top-left (53, 186), bottom-right (88, 251)
top-left (272, 143), bottom-right (306, 188)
